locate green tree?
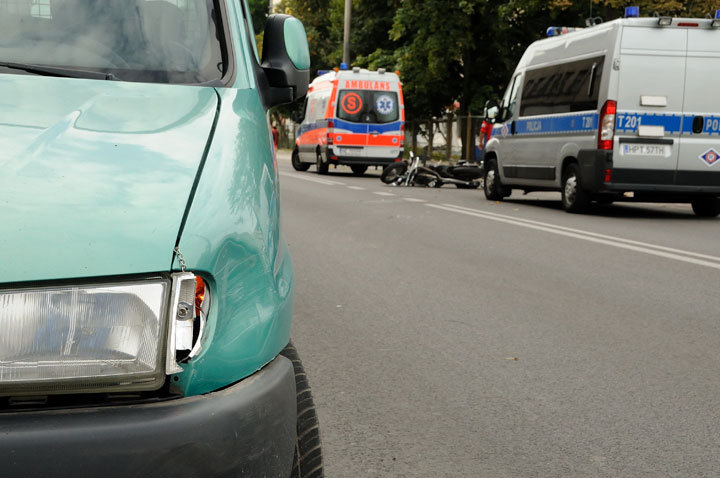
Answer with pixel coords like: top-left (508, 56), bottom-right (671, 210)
top-left (248, 0), bottom-right (270, 31)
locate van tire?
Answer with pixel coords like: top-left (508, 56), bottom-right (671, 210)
top-left (483, 159), bottom-right (510, 200)
top-left (281, 342), bottom-right (324, 478)
top-left (316, 151), bottom-right (328, 175)
top-left (381, 162), bottom-right (407, 184)
top-left (292, 150), bottom-right (311, 171)
top-left (561, 163), bottom-right (590, 213)
top-left (691, 197), bottom-right (720, 217)
top-left (350, 165), bottom-right (368, 176)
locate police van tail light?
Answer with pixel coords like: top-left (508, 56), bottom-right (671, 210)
top-left (598, 100), bottom-right (617, 150)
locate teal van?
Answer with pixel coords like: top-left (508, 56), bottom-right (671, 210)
top-left (0, 2), bottom-right (321, 477)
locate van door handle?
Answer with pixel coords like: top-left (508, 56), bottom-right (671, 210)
top-left (693, 116), bottom-right (704, 134)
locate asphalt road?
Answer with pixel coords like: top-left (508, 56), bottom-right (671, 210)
top-left (278, 151), bottom-right (720, 477)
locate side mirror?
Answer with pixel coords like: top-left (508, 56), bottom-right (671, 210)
top-left (260, 14), bottom-right (310, 107)
top-left (486, 106), bottom-right (499, 121)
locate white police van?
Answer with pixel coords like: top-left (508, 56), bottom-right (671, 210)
top-left (484, 7), bottom-right (720, 216)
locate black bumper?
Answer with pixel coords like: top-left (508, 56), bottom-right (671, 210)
top-left (332, 156), bottom-right (398, 167)
top-left (577, 149), bottom-right (720, 196)
top-left (0, 356), bottom-right (296, 478)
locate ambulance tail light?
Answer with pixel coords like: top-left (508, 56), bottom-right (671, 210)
top-left (598, 100), bottom-right (617, 150)
top-left (327, 120), bottom-right (334, 145)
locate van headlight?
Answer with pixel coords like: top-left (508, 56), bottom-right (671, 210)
top-left (0, 278), bottom-right (170, 396)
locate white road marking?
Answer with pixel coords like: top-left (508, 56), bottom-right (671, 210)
top-left (429, 203), bottom-right (720, 271)
top-left (373, 192), bottom-right (396, 197)
top-left (280, 172), bottom-right (345, 186)
top-left (347, 186), bottom-right (366, 191)
top-left (403, 198), bottom-right (426, 203)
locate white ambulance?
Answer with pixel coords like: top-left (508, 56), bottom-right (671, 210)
top-left (293, 67), bottom-right (405, 175)
top-left (484, 8), bottom-right (720, 216)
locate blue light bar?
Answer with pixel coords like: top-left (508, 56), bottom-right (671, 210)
top-left (339, 62), bottom-right (348, 71)
top-left (546, 26), bottom-right (559, 37)
top-left (625, 6), bottom-right (640, 18)
top-left (715, 9), bottom-right (720, 19)
top-left (316, 70), bottom-right (330, 76)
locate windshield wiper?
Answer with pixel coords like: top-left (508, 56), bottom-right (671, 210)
top-left (0, 62), bottom-right (118, 80)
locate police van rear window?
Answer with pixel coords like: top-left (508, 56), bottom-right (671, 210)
top-left (337, 90), bottom-right (399, 124)
top-left (520, 56), bottom-right (604, 117)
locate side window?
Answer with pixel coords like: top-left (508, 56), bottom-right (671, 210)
top-left (301, 97), bottom-right (311, 123)
top-left (316, 92), bottom-right (329, 122)
top-left (507, 74), bottom-right (522, 118)
top-left (241, 0), bottom-right (261, 63)
top-left (499, 75), bottom-right (520, 123)
top-left (306, 95), bottom-right (317, 122)
top-left (520, 56), bottom-right (604, 116)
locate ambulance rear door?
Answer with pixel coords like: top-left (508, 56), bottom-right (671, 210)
top-left (677, 27), bottom-right (720, 187)
top-left (366, 86), bottom-right (403, 159)
top-left (614, 26), bottom-right (686, 183)
top-left (334, 88), bottom-right (370, 157)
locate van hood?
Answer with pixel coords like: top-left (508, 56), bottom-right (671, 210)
top-left (0, 75), bottom-right (219, 284)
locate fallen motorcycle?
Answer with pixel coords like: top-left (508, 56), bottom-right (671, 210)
top-left (380, 152), bottom-right (483, 188)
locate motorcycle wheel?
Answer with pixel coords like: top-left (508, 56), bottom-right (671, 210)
top-left (381, 162), bottom-right (407, 184)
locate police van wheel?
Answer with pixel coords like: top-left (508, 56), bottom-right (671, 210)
top-left (483, 160), bottom-right (509, 200)
top-left (350, 165), bottom-right (368, 176)
top-left (292, 149), bottom-right (311, 172)
top-left (316, 151), bottom-right (329, 175)
top-left (561, 163), bottom-right (590, 213)
top-left (281, 342), bottom-right (324, 478)
top-left (691, 197), bottom-right (720, 217)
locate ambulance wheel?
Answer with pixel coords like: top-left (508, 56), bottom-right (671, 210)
top-left (561, 163), bottom-right (590, 213)
top-left (483, 159), bottom-right (510, 200)
top-left (381, 162), bottom-right (407, 184)
top-left (292, 149), bottom-right (311, 172)
top-left (350, 165), bottom-right (368, 176)
top-left (316, 150), bottom-right (329, 175)
top-left (691, 197), bottom-right (720, 217)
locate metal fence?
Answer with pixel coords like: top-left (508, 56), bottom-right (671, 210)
top-left (281, 114), bottom-right (487, 163)
top-left (406, 115), bottom-right (485, 162)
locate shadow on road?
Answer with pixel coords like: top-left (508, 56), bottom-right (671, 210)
top-left (503, 197), bottom-right (701, 220)
top-left (321, 169), bottom-right (383, 179)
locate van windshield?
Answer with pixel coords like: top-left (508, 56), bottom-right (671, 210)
top-left (337, 90), bottom-right (399, 124)
top-left (0, 0), bottom-right (227, 84)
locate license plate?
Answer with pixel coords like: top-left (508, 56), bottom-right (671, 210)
top-left (621, 144), bottom-right (671, 157)
top-left (339, 147), bottom-right (363, 156)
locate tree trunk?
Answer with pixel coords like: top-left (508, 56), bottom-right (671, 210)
top-left (412, 122), bottom-right (418, 156)
top-left (426, 120), bottom-right (433, 160)
top-left (445, 114), bottom-right (453, 161)
top-left (459, 47), bottom-right (475, 161)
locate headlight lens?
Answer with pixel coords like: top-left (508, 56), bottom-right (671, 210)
top-left (0, 279), bottom-right (169, 396)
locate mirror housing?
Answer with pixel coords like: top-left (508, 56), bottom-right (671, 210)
top-left (486, 106), bottom-right (499, 121)
top-left (484, 100), bottom-right (499, 121)
top-left (260, 15), bottom-right (310, 107)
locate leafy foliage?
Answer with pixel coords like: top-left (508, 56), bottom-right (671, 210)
top-left (273, 0), bottom-right (720, 123)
